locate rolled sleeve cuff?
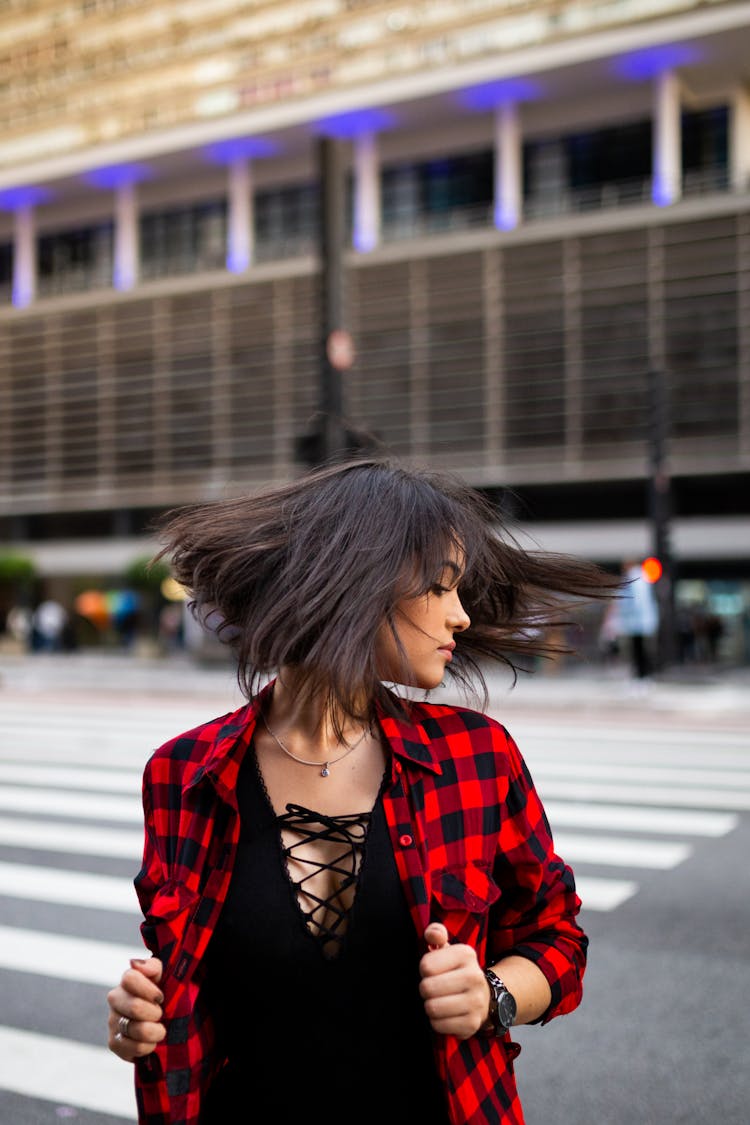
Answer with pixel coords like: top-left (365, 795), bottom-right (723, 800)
top-left (509, 934), bottom-right (588, 1025)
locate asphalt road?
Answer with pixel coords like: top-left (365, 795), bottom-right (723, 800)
top-left (0, 652), bottom-right (748, 1124)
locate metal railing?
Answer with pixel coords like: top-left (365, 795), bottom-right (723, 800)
top-left (682, 164), bottom-right (730, 198)
top-left (525, 176), bottom-right (652, 220)
top-left (381, 203), bottom-right (493, 243)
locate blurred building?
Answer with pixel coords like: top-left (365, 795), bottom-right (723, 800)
top-left (1, 0), bottom-right (749, 656)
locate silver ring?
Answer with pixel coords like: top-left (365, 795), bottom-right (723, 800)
top-left (117, 1016), bottom-right (130, 1039)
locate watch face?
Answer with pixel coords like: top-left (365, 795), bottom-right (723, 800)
top-left (497, 990), bottom-right (517, 1028)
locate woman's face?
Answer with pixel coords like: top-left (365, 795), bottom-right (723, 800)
top-left (377, 556), bottom-right (471, 689)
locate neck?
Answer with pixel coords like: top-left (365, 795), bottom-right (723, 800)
top-left (265, 667), bottom-right (369, 756)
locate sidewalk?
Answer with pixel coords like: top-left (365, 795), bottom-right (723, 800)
top-left (1, 649), bottom-right (748, 732)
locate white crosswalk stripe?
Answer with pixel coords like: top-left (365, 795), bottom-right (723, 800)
top-left (0, 925), bottom-right (140, 986)
top-left (0, 860), bottom-right (137, 913)
top-left (0, 786), bottom-right (142, 822)
top-left (0, 701), bottom-right (746, 1121)
top-left (0, 1026), bottom-right (136, 1119)
top-left (0, 816), bottom-right (142, 859)
top-left (0, 763), bottom-right (142, 792)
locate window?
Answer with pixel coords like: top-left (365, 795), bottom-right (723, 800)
top-left (255, 183), bottom-right (319, 260)
top-left (140, 199), bottom-right (227, 279)
top-left (0, 242), bottom-right (12, 298)
top-left (682, 106), bottom-right (728, 195)
top-left (37, 222), bottom-right (114, 296)
top-left (381, 150), bottom-right (493, 239)
top-left (525, 120), bottom-right (652, 216)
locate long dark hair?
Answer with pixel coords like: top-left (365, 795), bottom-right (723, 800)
top-left (156, 459), bottom-right (616, 727)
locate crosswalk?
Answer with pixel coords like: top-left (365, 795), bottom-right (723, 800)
top-left (512, 720), bottom-right (746, 913)
top-left (0, 698), bottom-right (747, 1121)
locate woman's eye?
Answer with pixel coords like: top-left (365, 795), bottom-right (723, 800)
top-left (430, 584), bottom-right (450, 596)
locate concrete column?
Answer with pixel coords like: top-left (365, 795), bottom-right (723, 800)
top-left (227, 157), bottom-right (253, 272)
top-left (12, 204), bottom-right (35, 308)
top-left (353, 132), bottom-right (380, 252)
top-left (652, 70), bottom-right (682, 206)
top-left (730, 85), bottom-right (750, 192)
top-left (114, 181), bottom-right (138, 290)
top-left (494, 104), bottom-right (522, 230)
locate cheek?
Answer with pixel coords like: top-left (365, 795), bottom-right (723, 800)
top-left (374, 621), bottom-right (402, 677)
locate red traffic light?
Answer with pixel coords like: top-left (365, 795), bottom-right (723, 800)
top-left (642, 557), bottom-right (663, 583)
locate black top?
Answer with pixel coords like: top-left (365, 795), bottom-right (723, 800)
top-left (200, 747), bottom-right (450, 1125)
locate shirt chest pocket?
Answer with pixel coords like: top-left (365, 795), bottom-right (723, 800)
top-left (430, 863), bottom-right (501, 950)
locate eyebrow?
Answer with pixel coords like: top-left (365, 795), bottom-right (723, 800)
top-left (441, 560), bottom-right (462, 579)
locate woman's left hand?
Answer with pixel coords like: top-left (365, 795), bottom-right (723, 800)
top-left (419, 922), bottom-right (490, 1040)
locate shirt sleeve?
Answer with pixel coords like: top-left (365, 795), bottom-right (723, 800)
top-left (133, 759), bottom-right (168, 958)
top-left (488, 727), bottom-right (588, 1024)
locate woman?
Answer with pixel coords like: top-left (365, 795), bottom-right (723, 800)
top-left (107, 458), bottom-right (613, 1125)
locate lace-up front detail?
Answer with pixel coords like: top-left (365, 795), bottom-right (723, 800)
top-left (277, 802), bottom-right (372, 958)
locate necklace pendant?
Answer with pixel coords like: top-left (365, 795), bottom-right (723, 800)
top-left (320, 764), bottom-right (330, 778)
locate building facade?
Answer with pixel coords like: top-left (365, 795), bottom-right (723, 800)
top-left (1, 0), bottom-right (749, 656)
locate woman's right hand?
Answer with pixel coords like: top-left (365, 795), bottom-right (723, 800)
top-left (107, 956), bottom-right (166, 1061)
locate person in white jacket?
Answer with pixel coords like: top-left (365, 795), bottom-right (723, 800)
top-left (611, 559), bottom-right (659, 680)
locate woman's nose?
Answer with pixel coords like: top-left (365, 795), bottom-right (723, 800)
top-left (449, 594), bottom-right (470, 631)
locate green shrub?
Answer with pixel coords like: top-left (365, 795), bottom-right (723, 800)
top-left (0, 553), bottom-right (36, 586)
top-left (123, 555), bottom-right (171, 592)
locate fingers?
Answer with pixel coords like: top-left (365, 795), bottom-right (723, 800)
top-left (423, 922), bottom-right (449, 951)
top-left (108, 963), bottom-right (164, 1017)
top-left (107, 958), bottom-right (166, 1062)
top-left (419, 939), bottom-right (489, 1040)
top-left (107, 1001), bottom-right (166, 1061)
top-left (421, 990), bottom-right (475, 1027)
top-left (129, 956), bottom-right (163, 984)
top-left (107, 982), bottom-right (163, 1024)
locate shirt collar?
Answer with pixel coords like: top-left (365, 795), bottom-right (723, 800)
top-left (189, 679), bottom-right (442, 800)
top-left (185, 681), bottom-right (271, 802)
top-left (375, 695), bottom-right (442, 775)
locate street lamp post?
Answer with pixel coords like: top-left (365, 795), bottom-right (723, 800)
top-left (295, 136), bottom-right (350, 467)
top-left (318, 135), bottom-right (349, 462)
top-left (647, 367), bottom-right (677, 670)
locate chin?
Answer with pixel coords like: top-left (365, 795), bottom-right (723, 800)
top-left (414, 672), bottom-right (446, 691)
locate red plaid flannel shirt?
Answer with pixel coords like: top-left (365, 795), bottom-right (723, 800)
top-left (133, 682), bottom-right (587, 1125)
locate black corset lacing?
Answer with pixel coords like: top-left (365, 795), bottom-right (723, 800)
top-left (277, 803), bottom-right (371, 958)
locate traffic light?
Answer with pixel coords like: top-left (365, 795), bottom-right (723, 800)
top-left (642, 556), bottom-right (663, 584)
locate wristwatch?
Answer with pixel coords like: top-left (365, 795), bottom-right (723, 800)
top-left (481, 968), bottom-right (517, 1037)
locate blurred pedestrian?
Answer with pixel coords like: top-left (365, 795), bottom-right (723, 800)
top-left (676, 604), bottom-right (696, 664)
top-left (157, 602), bottom-right (184, 652)
top-left (32, 598), bottom-right (69, 652)
top-left (106, 458), bottom-right (615, 1125)
top-left (5, 604), bottom-right (33, 649)
top-left (612, 559), bottom-right (659, 682)
top-left (598, 599), bottom-right (621, 665)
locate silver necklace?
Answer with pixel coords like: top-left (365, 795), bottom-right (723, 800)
top-left (261, 713), bottom-right (368, 777)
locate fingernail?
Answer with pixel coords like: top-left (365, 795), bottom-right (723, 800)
top-left (155, 992), bottom-right (164, 1005)
top-left (130, 958), bottom-right (146, 967)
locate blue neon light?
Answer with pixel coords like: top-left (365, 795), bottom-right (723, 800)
top-left (84, 163), bottom-right (152, 189)
top-left (113, 262), bottom-right (135, 292)
top-left (493, 201), bottom-right (519, 231)
top-left (0, 185), bottom-right (51, 210)
top-left (652, 178), bottom-right (676, 207)
top-left (614, 44), bottom-right (702, 81)
top-left (353, 227), bottom-right (378, 253)
top-left (315, 108), bottom-right (395, 138)
top-left (460, 78), bottom-right (542, 111)
top-left (203, 137), bottom-right (279, 163)
top-left (226, 247), bottom-right (251, 273)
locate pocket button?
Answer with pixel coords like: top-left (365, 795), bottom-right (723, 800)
top-left (399, 834), bottom-right (414, 847)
